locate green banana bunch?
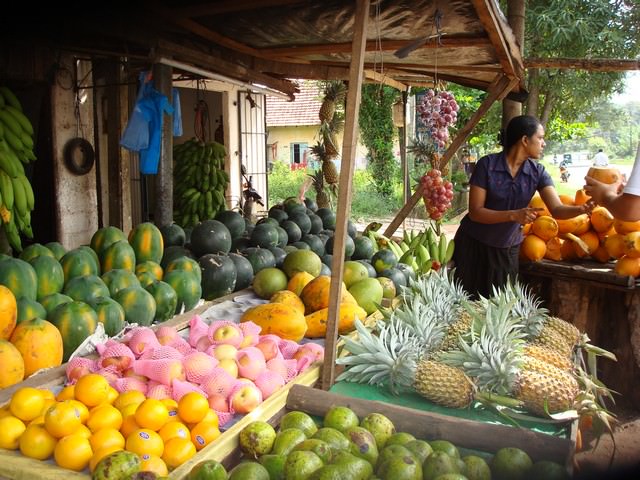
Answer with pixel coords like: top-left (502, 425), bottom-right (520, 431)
top-left (0, 86), bottom-right (36, 252)
top-left (395, 226), bottom-right (456, 277)
top-left (173, 138), bottom-right (229, 228)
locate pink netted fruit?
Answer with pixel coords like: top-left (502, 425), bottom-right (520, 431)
top-left (169, 335), bottom-right (194, 356)
top-left (293, 343), bottom-right (324, 362)
top-left (208, 320), bottom-right (244, 347)
top-left (266, 357), bottom-right (299, 383)
top-left (278, 339), bottom-right (300, 359)
top-left (228, 381), bottom-right (263, 414)
top-left (255, 335), bottom-right (282, 361)
top-left (126, 327), bottom-right (161, 357)
top-left (295, 355), bottom-right (314, 374)
top-left (171, 378), bottom-right (207, 402)
top-left (139, 345), bottom-right (183, 361)
top-left (236, 347), bottom-right (267, 381)
top-left (207, 393), bottom-right (229, 413)
top-left (146, 382), bottom-right (172, 400)
top-left (195, 335), bottom-right (212, 352)
top-left (96, 339), bottom-right (136, 371)
top-left (188, 315), bottom-right (210, 348)
top-left (65, 357), bottom-right (98, 384)
top-left (200, 367), bottom-right (238, 398)
top-left (254, 370), bottom-right (285, 399)
top-left (216, 411), bottom-right (234, 428)
top-left (155, 325), bottom-right (179, 346)
top-left (183, 351), bottom-right (217, 384)
top-left (133, 359), bottom-right (185, 385)
top-left (95, 365), bottom-right (122, 386)
top-left (114, 376), bottom-right (148, 394)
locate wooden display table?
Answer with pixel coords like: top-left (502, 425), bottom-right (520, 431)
top-left (520, 259), bottom-right (640, 410)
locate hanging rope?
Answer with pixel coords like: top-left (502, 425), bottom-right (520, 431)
top-left (194, 79), bottom-right (211, 143)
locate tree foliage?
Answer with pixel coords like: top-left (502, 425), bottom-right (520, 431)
top-left (358, 84), bottom-right (400, 196)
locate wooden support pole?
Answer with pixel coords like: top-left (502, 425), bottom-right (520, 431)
top-left (383, 75), bottom-right (517, 238)
top-left (153, 62), bottom-right (174, 227)
top-left (321, 0), bottom-right (370, 391)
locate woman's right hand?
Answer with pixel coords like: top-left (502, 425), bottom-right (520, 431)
top-left (511, 207), bottom-right (542, 225)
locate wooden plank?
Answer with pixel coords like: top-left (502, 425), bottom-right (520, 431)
top-left (525, 57), bottom-right (640, 72)
top-left (153, 62), bottom-right (174, 227)
top-left (322, 0), bottom-right (370, 391)
top-left (286, 385), bottom-right (574, 466)
top-left (173, 0), bottom-right (305, 18)
top-left (384, 74), bottom-right (514, 238)
top-left (520, 260), bottom-right (635, 289)
top-left (167, 365), bottom-right (320, 479)
top-left (364, 70), bottom-right (408, 92)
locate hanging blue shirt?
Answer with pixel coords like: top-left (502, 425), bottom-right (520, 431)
top-left (120, 72), bottom-right (183, 174)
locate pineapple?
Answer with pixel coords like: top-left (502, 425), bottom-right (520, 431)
top-left (441, 300), bottom-right (579, 416)
top-left (310, 141), bottom-right (339, 186)
top-left (414, 359), bottom-right (475, 409)
top-left (308, 169), bottom-right (330, 209)
top-left (523, 343), bottom-right (573, 372)
top-left (318, 80), bottom-right (347, 124)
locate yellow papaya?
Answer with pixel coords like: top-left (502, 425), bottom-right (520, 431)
top-left (300, 275), bottom-right (353, 315)
top-left (270, 290), bottom-right (305, 315)
top-left (240, 303), bottom-right (307, 342)
top-left (304, 303), bottom-right (368, 338)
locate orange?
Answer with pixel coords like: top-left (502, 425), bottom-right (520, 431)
top-left (106, 386), bottom-right (119, 404)
top-left (591, 206), bottom-right (614, 233)
top-left (89, 427), bottom-right (125, 452)
top-left (114, 390), bottom-right (146, 411)
top-left (125, 428), bottom-right (164, 457)
top-left (29, 414), bottom-right (46, 426)
top-left (19, 424), bottom-right (57, 460)
top-left (605, 233), bottom-right (627, 259)
top-left (67, 399), bottom-right (90, 423)
top-left (119, 413), bottom-right (140, 438)
top-left (159, 421), bottom-right (191, 444)
top-left (9, 386), bottom-right (45, 422)
top-left (74, 373), bottom-right (110, 407)
top-left (54, 434), bottom-right (93, 471)
top-left (0, 406), bottom-right (11, 419)
top-left (74, 423), bottom-right (92, 439)
top-left (39, 398), bottom-right (56, 416)
top-left (190, 420), bottom-right (221, 451)
top-left (56, 384), bottom-right (75, 401)
top-left (178, 392), bottom-right (209, 424)
top-left (139, 454), bottom-right (169, 476)
top-left (615, 255), bottom-right (640, 277)
top-left (201, 409), bottom-right (219, 427)
top-left (521, 234), bottom-right (547, 262)
top-left (39, 389), bottom-right (56, 401)
top-left (44, 400), bottom-right (83, 438)
top-left (0, 415), bottom-right (26, 449)
top-left (531, 215), bottom-right (558, 241)
top-left (162, 437), bottom-right (196, 469)
top-left (135, 398), bottom-right (169, 431)
top-left (89, 445), bottom-right (123, 472)
top-left (87, 404), bottom-right (123, 432)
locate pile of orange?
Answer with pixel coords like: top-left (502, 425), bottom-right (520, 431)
top-left (521, 189), bottom-right (640, 277)
top-left (0, 373), bottom-right (221, 474)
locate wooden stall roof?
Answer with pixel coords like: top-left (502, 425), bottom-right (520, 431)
top-left (2, 0), bottom-right (524, 99)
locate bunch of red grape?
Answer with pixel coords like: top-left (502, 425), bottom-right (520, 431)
top-left (417, 90), bottom-right (459, 150)
top-left (420, 169), bottom-right (454, 220)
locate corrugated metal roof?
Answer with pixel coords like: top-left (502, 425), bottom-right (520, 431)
top-left (266, 80), bottom-right (323, 127)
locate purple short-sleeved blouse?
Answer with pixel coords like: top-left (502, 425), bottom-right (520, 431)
top-left (457, 152), bottom-right (554, 248)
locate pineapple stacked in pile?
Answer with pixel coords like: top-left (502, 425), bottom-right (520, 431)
top-left (308, 81), bottom-right (346, 209)
top-left (337, 270), bottom-right (606, 419)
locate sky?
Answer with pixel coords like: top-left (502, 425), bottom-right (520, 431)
top-left (611, 71), bottom-right (640, 105)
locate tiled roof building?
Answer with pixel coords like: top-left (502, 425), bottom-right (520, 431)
top-left (266, 80), bottom-right (322, 127)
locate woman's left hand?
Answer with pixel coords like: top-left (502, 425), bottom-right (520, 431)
top-left (579, 199), bottom-right (596, 215)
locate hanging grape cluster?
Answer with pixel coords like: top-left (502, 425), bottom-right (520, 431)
top-left (420, 169), bottom-right (454, 221)
top-left (417, 89), bottom-right (459, 150)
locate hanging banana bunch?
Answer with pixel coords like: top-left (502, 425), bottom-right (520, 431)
top-left (0, 86), bottom-right (36, 252)
top-left (173, 138), bottom-right (229, 228)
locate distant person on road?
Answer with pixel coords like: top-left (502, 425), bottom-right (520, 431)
top-left (593, 148), bottom-right (609, 167)
top-left (452, 115), bottom-right (594, 300)
top-left (584, 153), bottom-right (640, 221)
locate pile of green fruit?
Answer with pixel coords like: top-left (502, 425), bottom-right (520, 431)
top-left (91, 450), bottom-right (167, 479)
top-left (0, 85), bottom-right (36, 252)
top-left (185, 405), bottom-right (569, 480)
top-left (173, 138), bottom-right (229, 228)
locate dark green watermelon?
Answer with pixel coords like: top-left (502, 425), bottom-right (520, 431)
top-left (145, 280), bottom-right (179, 323)
top-left (275, 226), bottom-right (288, 248)
top-left (215, 210), bottom-right (246, 239)
top-left (304, 197), bottom-right (318, 212)
top-left (280, 220), bottom-right (302, 244)
top-left (241, 247), bottom-right (277, 274)
top-left (321, 253), bottom-right (333, 267)
top-left (267, 246), bottom-right (287, 269)
top-left (284, 199), bottom-right (307, 216)
top-left (268, 206), bottom-right (288, 223)
top-left (352, 235), bottom-right (375, 260)
top-left (250, 223), bottom-right (279, 248)
top-left (161, 245), bottom-right (194, 269)
top-left (198, 254), bottom-right (237, 301)
top-left (301, 234), bottom-right (325, 257)
top-left (228, 253), bottom-right (254, 291)
top-left (357, 259), bottom-right (377, 278)
top-left (371, 249), bottom-right (398, 274)
top-left (325, 235), bottom-right (355, 259)
top-left (289, 211), bottom-right (312, 235)
top-left (231, 236), bottom-right (252, 253)
top-left (347, 220), bottom-right (358, 239)
top-left (308, 214), bottom-right (323, 234)
top-left (379, 268), bottom-right (407, 293)
top-left (159, 223), bottom-right (186, 247)
top-left (320, 263), bottom-right (331, 276)
top-left (191, 220), bottom-right (232, 256)
top-left (256, 217), bottom-right (279, 227)
top-left (396, 263), bottom-right (417, 285)
top-left (291, 241), bottom-right (311, 251)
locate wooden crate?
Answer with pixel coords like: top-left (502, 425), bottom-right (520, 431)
top-left (218, 384), bottom-right (577, 474)
top-left (0, 366), bottom-right (320, 480)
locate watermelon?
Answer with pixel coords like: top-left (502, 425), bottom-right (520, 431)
top-left (63, 275), bottom-right (111, 305)
top-left (101, 269), bottom-right (141, 296)
top-left (90, 297), bottom-right (125, 337)
top-left (199, 254), bottom-right (237, 301)
top-left (0, 257), bottom-right (38, 301)
top-left (128, 222), bottom-right (164, 264)
top-left (112, 286), bottom-right (156, 327)
top-left (163, 270), bottom-right (202, 314)
top-left (101, 240), bottom-right (136, 273)
top-left (159, 223), bottom-right (186, 247)
top-left (190, 220), bottom-right (232, 257)
top-left (29, 255), bottom-right (64, 301)
top-left (145, 280), bottom-right (178, 323)
top-left (49, 301), bottom-right (98, 362)
top-left (90, 226), bottom-right (127, 256)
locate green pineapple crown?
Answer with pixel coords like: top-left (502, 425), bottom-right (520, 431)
top-left (488, 279), bottom-right (548, 339)
top-left (388, 295), bottom-right (447, 353)
top-left (441, 299), bottom-right (526, 396)
top-left (320, 80), bottom-right (347, 102)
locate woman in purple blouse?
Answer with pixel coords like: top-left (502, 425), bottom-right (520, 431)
top-left (452, 115), bottom-right (593, 299)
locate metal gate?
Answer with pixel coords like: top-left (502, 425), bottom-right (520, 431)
top-left (238, 90), bottom-right (268, 211)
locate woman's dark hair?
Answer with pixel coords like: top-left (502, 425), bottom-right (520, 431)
top-left (499, 115), bottom-right (541, 151)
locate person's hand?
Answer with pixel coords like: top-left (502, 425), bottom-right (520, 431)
top-left (579, 199), bottom-right (596, 215)
top-left (512, 207), bottom-right (542, 225)
top-left (584, 176), bottom-right (621, 205)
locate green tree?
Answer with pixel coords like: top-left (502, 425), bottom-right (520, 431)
top-left (359, 84), bottom-right (400, 196)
